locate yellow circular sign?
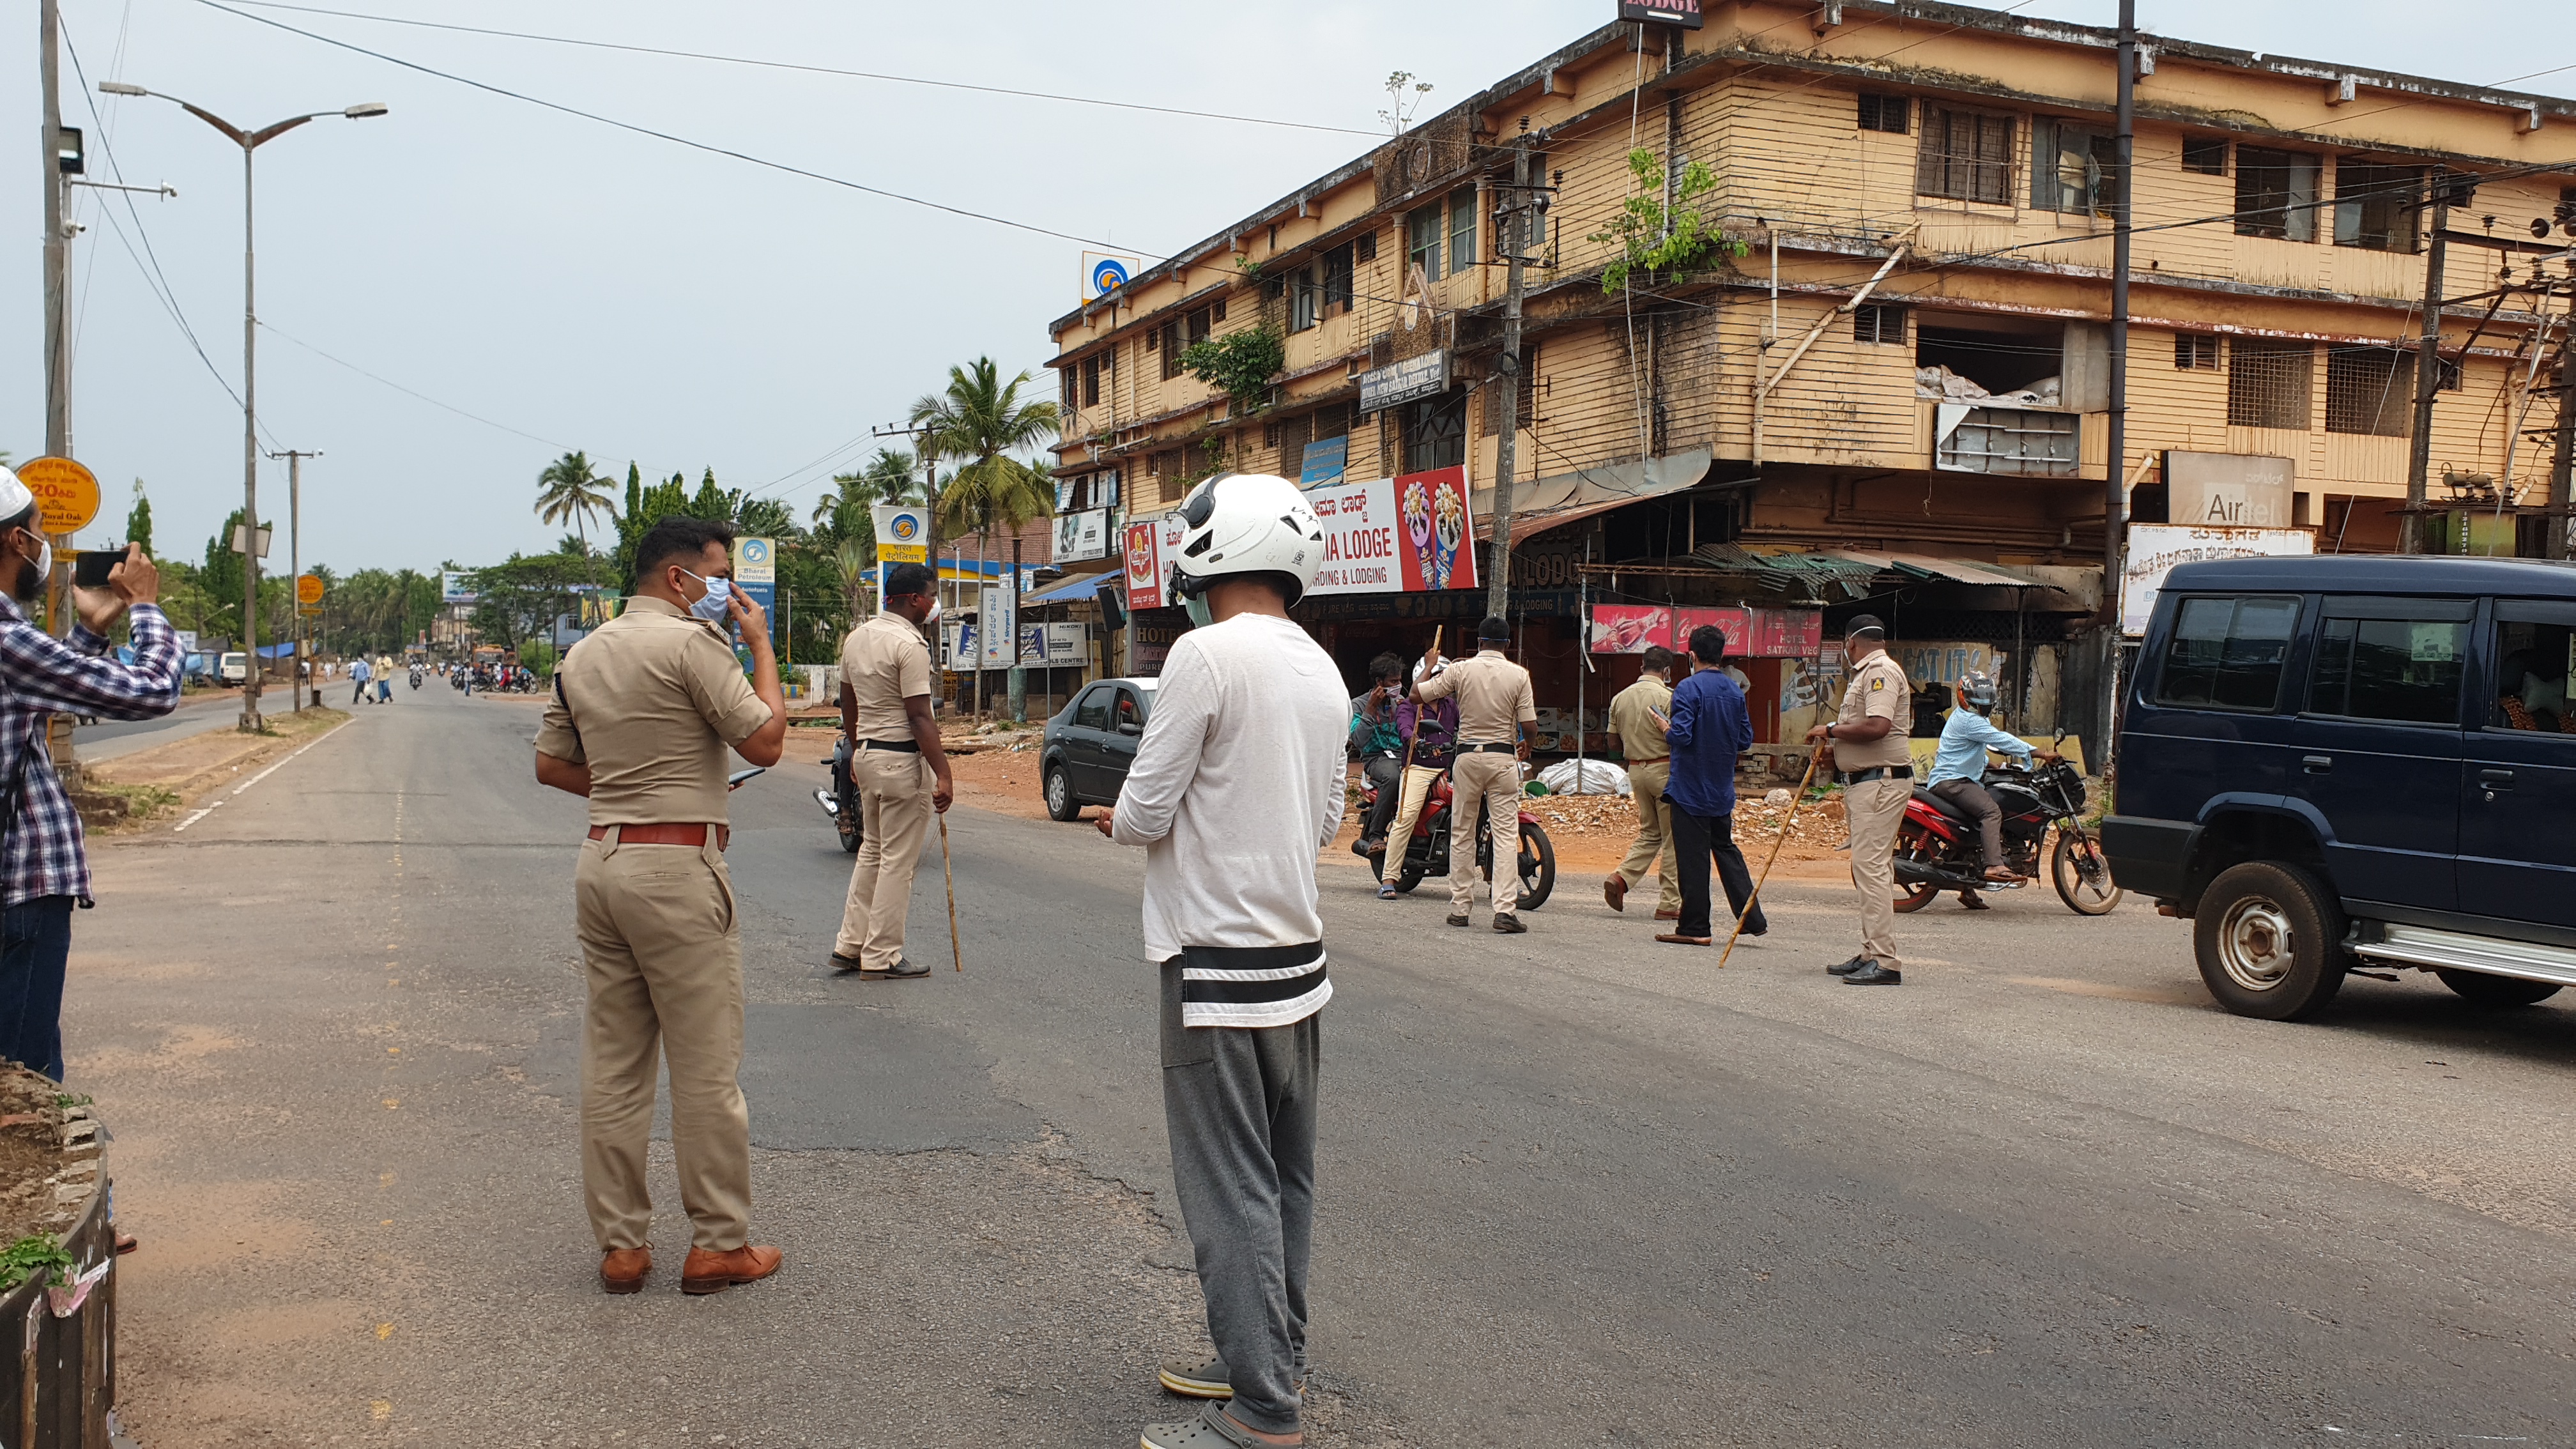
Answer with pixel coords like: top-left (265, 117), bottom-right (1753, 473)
top-left (296, 574), bottom-right (326, 605)
top-left (13, 457), bottom-right (100, 535)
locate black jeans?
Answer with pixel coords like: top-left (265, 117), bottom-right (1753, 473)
top-left (0, 897), bottom-right (74, 1082)
top-left (1671, 805), bottom-right (1767, 940)
top-left (1359, 755), bottom-right (1402, 843)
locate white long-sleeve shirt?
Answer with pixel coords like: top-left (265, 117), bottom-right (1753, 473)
top-left (1110, 614), bottom-right (1349, 1022)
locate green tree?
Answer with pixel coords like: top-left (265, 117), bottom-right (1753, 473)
top-left (1588, 148), bottom-right (1745, 295)
top-left (470, 552), bottom-right (605, 656)
top-left (125, 480), bottom-right (153, 556)
top-left (911, 356), bottom-right (1060, 583)
top-left (535, 451), bottom-right (617, 550)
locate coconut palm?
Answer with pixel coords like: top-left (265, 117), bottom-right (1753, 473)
top-left (909, 358), bottom-right (1058, 719)
top-left (834, 538), bottom-right (873, 619)
top-left (535, 451), bottom-right (617, 551)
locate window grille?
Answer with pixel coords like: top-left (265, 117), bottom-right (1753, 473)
top-left (2181, 137), bottom-right (2228, 176)
top-left (2174, 334), bottom-right (2218, 370)
top-left (1857, 93), bottom-right (1909, 134)
top-left (1935, 406), bottom-right (2078, 477)
top-left (1275, 411), bottom-right (1309, 474)
top-left (2235, 147), bottom-right (2319, 241)
top-left (2324, 346), bottom-right (2415, 436)
top-left (1356, 231), bottom-right (1376, 264)
top-left (2333, 162), bottom-right (2423, 254)
top-left (2227, 337), bottom-right (2314, 429)
top-left (1853, 304), bottom-right (1907, 345)
top-left (1404, 389), bottom-right (1466, 472)
top-left (1915, 105), bottom-right (2014, 204)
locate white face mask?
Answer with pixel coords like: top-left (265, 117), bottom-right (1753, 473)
top-left (922, 598), bottom-right (942, 627)
top-left (678, 569), bottom-right (733, 623)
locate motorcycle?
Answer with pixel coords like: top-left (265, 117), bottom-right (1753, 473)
top-left (1892, 749), bottom-right (2120, 916)
top-left (408, 666), bottom-right (424, 691)
top-left (1358, 769), bottom-right (1556, 910)
top-left (811, 737), bottom-right (864, 854)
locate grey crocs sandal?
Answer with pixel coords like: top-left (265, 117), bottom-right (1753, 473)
top-left (1158, 1354), bottom-right (1232, 1399)
top-left (1140, 1402), bottom-right (1297, 1449)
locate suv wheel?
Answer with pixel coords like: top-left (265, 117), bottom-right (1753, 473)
top-left (2193, 861), bottom-right (2348, 1021)
top-left (1044, 765), bottom-right (1080, 823)
top-left (2434, 969), bottom-right (2563, 1008)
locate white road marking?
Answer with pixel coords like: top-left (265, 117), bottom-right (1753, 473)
top-left (230, 718), bottom-right (355, 798)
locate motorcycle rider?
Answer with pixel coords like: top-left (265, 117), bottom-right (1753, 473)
top-left (1926, 670), bottom-right (2060, 903)
top-left (1372, 657), bottom-right (1458, 900)
top-left (1349, 654), bottom-right (1408, 863)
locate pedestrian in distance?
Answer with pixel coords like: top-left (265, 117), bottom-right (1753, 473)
top-left (1413, 615), bottom-right (1537, 933)
top-left (1094, 473), bottom-right (1343, 1449)
top-left (1604, 645), bottom-right (1682, 921)
top-left (1655, 627), bottom-right (1768, 947)
top-left (1348, 653), bottom-right (1407, 864)
top-left (1372, 656), bottom-right (1458, 900)
top-left (1805, 615), bottom-right (1913, 986)
top-left (534, 516), bottom-right (790, 1296)
top-left (0, 466), bottom-right (182, 1085)
top-left (1926, 670), bottom-right (2060, 908)
top-left (827, 560), bottom-right (954, 981)
top-left (349, 654), bottom-right (371, 705)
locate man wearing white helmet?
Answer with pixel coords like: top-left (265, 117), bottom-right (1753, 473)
top-left (1094, 473), bottom-right (1346, 1449)
top-left (0, 465), bottom-right (181, 1083)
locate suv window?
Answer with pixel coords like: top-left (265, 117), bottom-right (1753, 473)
top-left (2156, 596), bottom-right (2300, 710)
top-left (1074, 687), bottom-right (1109, 730)
top-left (2490, 614), bottom-right (2576, 733)
top-left (2308, 612), bottom-right (2467, 724)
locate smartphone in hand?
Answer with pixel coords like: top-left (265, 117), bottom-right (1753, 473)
top-left (72, 546), bottom-right (125, 590)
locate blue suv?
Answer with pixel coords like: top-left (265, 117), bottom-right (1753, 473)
top-left (2106, 555), bottom-right (2575, 1020)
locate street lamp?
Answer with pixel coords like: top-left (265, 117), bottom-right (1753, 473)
top-left (97, 82), bottom-right (384, 732)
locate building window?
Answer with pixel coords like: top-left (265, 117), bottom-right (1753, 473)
top-left (1406, 202), bottom-right (1444, 282)
top-left (1403, 388), bottom-right (1467, 472)
top-left (1915, 105), bottom-right (2014, 204)
top-left (2032, 118), bottom-right (2120, 215)
top-left (2333, 161), bottom-right (2424, 254)
top-left (1857, 93), bottom-right (1909, 134)
top-left (1853, 303), bottom-right (1907, 345)
top-left (1449, 187), bottom-right (1478, 272)
top-left (1159, 319), bottom-right (1183, 379)
top-left (1081, 354), bottom-right (1103, 408)
top-left (1060, 365), bottom-right (1077, 412)
top-left (2227, 337), bottom-right (2314, 430)
top-left (2235, 146), bottom-right (2320, 241)
top-left (1289, 263), bottom-right (1321, 332)
top-left (2174, 334), bottom-right (2218, 370)
top-left (1322, 243), bottom-right (1354, 313)
top-left (1313, 401), bottom-right (1353, 441)
top-left (1356, 229), bottom-right (1377, 264)
top-left (2181, 136), bottom-right (2228, 176)
top-left (2324, 346), bottom-right (2416, 436)
top-left (1935, 406), bottom-right (2080, 477)
top-left (2437, 356), bottom-right (2463, 392)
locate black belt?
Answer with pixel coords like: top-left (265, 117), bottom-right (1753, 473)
top-left (859, 738), bottom-right (920, 753)
top-left (1837, 764), bottom-right (1913, 785)
top-left (1462, 742), bottom-right (1518, 754)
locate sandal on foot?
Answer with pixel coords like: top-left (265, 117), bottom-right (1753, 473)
top-left (1142, 1403), bottom-right (1298, 1449)
top-left (1159, 1354), bottom-right (1232, 1399)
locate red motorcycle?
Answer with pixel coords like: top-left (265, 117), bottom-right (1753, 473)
top-left (1360, 771), bottom-right (1556, 909)
top-left (1891, 755), bottom-right (2120, 916)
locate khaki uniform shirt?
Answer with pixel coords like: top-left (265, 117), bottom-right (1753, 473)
top-left (1832, 648), bottom-right (1913, 770)
top-left (1608, 675), bottom-right (1672, 763)
top-left (1417, 648), bottom-right (1535, 746)
top-left (535, 595), bottom-right (772, 827)
top-left (839, 611), bottom-right (933, 742)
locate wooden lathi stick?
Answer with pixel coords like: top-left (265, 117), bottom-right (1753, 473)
top-left (938, 812), bottom-right (962, 972)
top-left (1717, 748), bottom-right (1824, 970)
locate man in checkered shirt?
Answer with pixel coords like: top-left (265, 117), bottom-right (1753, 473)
top-left (0, 465), bottom-right (182, 1082)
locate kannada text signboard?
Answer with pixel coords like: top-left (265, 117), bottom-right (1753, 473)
top-left (2120, 523), bottom-right (2315, 636)
top-left (13, 457), bottom-right (98, 535)
top-left (1358, 349), bottom-right (1448, 414)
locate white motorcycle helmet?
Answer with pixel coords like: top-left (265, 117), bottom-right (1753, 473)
top-left (1166, 471), bottom-right (1326, 626)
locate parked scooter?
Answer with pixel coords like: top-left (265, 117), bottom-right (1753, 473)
top-left (1892, 744), bottom-right (2119, 915)
top-left (1358, 770), bottom-right (1556, 909)
top-left (811, 737), bottom-right (864, 854)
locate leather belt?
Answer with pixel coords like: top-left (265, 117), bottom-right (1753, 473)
top-left (588, 822), bottom-right (727, 850)
top-left (1627, 755), bottom-right (1670, 765)
top-left (1463, 742), bottom-right (1519, 754)
top-left (859, 738), bottom-right (920, 753)
top-left (1836, 765), bottom-right (1915, 785)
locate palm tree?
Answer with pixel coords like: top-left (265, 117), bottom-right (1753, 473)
top-left (535, 451), bottom-right (617, 552)
top-left (834, 538), bottom-right (873, 620)
top-left (909, 358), bottom-right (1059, 719)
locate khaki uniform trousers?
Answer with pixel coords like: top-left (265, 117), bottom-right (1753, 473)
top-left (1448, 750), bottom-right (1526, 917)
top-left (1616, 758), bottom-right (1682, 916)
top-left (575, 830), bottom-right (751, 1253)
top-left (1843, 776), bottom-right (1911, 970)
top-left (836, 747), bottom-right (934, 970)
top-left (1386, 763), bottom-right (1444, 852)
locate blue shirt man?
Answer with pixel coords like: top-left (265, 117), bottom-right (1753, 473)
top-left (1928, 705), bottom-right (2032, 788)
top-left (1657, 625), bottom-right (1768, 946)
top-left (1925, 670), bottom-right (2054, 885)
top-left (350, 656), bottom-right (372, 705)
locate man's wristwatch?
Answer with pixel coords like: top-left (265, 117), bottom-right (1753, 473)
top-left (1823, 723), bottom-right (1836, 740)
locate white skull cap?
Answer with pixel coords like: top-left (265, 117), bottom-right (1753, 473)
top-left (0, 466), bottom-right (30, 523)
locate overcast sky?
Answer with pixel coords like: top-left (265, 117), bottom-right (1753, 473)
top-left (3, 0), bottom-right (2569, 574)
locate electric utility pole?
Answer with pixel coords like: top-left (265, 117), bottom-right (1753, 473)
top-left (271, 448), bottom-right (319, 709)
top-left (1487, 125), bottom-right (1542, 622)
top-left (2404, 169), bottom-right (2457, 555)
top-left (2103, 0), bottom-right (2135, 616)
top-left (40, 0), bottom-right (73, 459)
top-left (2550, 348), bottom-right (2573, 559)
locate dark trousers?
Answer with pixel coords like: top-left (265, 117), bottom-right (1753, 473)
top-left (0, 898), bottom-right (75, 1082)
top-left (1671, 805), bottom-right (1767, 940)
top-left (1931, 779), bottom-right (2005, 867)
top-left (1160, 961), bottom-right (1317, 1436)
top-left (1359, 755), bottom-right (1402, 843)
top-left (353, 679), bottom-right (369, 704)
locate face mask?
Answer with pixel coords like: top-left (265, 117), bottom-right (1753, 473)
top-left (10, 534), bottom-right (47, 602)
top-left (1182, 593), bottom-right (1213, 629)
top-left (921, 599), bottom-right (942, 627)
top-left (679, 570), bottom-right (733, 623)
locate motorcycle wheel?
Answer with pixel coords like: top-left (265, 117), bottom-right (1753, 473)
top-left (1513, 820), bottom-right (1556, 910)
top-left (2050, 830), bottom-right (2122, 915)
top-left (1892, 822), bottom-right (1943, 914)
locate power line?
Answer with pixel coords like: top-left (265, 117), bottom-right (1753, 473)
top-left (257, 320), bottom-right (576, 450)
top-left (222, 0), bottom-right (1383, 138)
top-left (195, 0), bottom-right (1173, 258)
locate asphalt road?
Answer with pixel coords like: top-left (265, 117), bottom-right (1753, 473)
top-left (68, 679), bottom-right (2576, 1447)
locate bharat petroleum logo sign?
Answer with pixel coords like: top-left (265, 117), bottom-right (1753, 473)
top-left (889, 513), bottom-right (921, 543)
top-left (740, 539), bottom-right (770, 565)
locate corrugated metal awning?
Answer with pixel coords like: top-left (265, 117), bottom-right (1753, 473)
top-left (1472, 448), bottom-right (1713, 542)
top-left (1813, 550), bottom-right (2049, 587)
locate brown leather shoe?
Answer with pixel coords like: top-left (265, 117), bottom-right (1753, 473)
top-left (681, 1244), bottom-right (782, 1295)
top-left (1602, 875), bottom-right (1627, 912)
top-left (601, 1246), bottom-right (651, 1295)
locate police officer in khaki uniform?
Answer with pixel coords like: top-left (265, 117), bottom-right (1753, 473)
top-left (535, 517), bottom-right (790, 1295)
top-left (830, 560), bottom-right (954, 979)
top-left (1414, 615), bottom-right (1537, 933)
top-left (1804, 615), bottom-right (1912, 986)
top-left (1604, 645), bottom-right (1680, 920)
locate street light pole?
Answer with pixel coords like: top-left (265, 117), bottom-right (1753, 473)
top-left (270, 448), bottom-right (319, 709)
top-left (97, 82), bottom-right (385, 731)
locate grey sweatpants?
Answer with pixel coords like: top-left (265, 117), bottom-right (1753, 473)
top-left (1160, 960), bottom-right (1319, 1436)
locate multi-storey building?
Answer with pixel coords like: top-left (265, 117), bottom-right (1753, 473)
top-left (1042, 0), bottom-right (2575, 762)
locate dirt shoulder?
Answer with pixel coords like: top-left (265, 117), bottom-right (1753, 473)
top-left (84, 708), bottom-right (350, 831)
